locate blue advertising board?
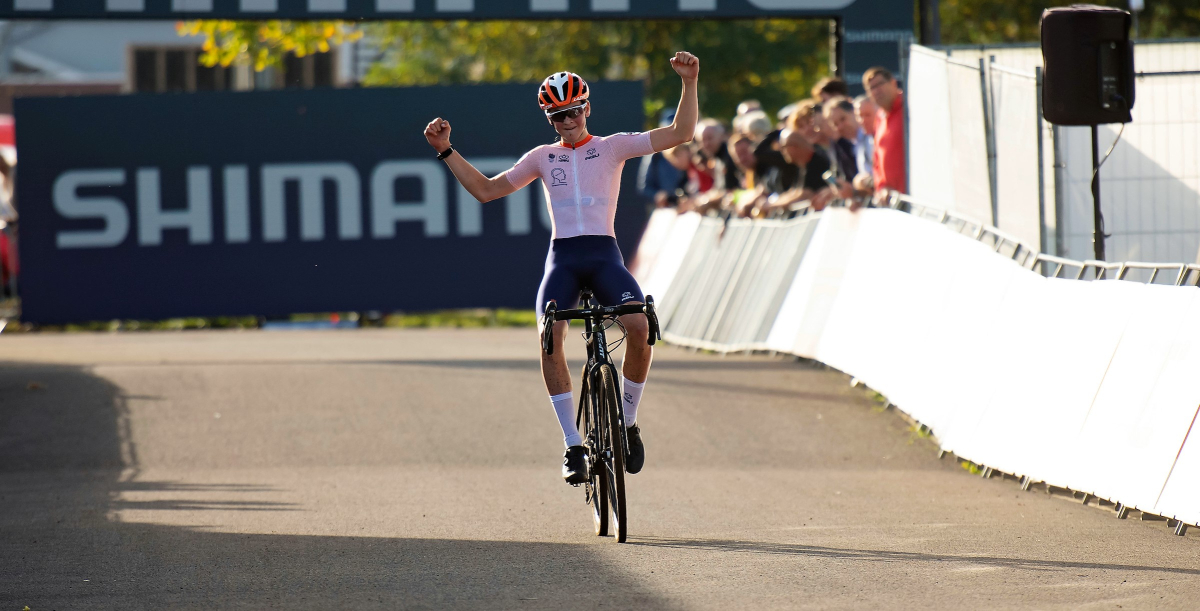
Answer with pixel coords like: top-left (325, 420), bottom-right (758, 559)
top-left (15, 82), bottom-right (647, 323)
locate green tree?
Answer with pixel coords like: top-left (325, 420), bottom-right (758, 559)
top-left (937, 0), bottom-right (1200, 44)
top-left (178, 20), bottom-right (361, 71)
top-left (362, 20), bottom-right (828, 126)
top-left (183, 19), bottom-right (830, 126)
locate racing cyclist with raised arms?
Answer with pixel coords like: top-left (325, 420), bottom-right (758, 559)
top-left (423, 51), bottom-right (699, 485)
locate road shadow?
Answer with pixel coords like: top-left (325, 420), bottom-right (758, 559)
top-left (91, 357), bottom-right (810, 372)
top-left (0, 361), bottom-right (672, 609)
top-left (626, 536), bottom-right (1200, 577)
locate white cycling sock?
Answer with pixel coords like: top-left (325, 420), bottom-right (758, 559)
top-left (622, 377), bottom-right (645, 428)
top-left (550, 391), bottom-right (582, 447)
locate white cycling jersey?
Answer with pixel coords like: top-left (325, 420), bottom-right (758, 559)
top-left (502, 132), bottom-right (654, 240)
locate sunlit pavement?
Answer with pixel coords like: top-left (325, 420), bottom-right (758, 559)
top-left (3, 328), bottom-right (1198, 609)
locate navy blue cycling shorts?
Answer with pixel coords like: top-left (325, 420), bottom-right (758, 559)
top-left (536, 235), bottom-right (645, 318)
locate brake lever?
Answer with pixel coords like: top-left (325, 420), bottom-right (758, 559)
top-left (644, 295), bottom-right (661, 346)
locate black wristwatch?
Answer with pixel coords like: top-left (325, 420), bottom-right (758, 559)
top-left (437, 146), bottom-right (454, 160)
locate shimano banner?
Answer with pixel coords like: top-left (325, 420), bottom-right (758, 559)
top-left (16, 82), bottom-right (646, 323)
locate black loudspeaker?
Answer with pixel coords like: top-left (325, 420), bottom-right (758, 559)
top-left (1041, 5), bottom-right (1135, 125)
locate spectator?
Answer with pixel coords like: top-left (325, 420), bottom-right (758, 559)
top-left (854, 94), bottom-right (878, 139)
top-left (752, 128), bottom-right (800, 197)
top-left (726, 133), bottom-right (757, 187)
top-left (738, 109), bottom-right (773, 141)
top-left (638, 109), bottom-right (686, 206)
top-left (736, 99), bottom-right (762, 116)
top-left (823, 96), bottom-right (873, 181)
top-left (694, 118), bottom-right (736, 192)
top-left (811, 76), bottom-right (849, 103)
top-left (761, 128), bottom-right (842, 215)
top-left (864, 66), bottom-right (906, 195)
top-left (786, 100), bottom-right (855, 180)
top-left (775, 102), bottom-right (799, 128)
top-left (717, 133), bottom-right (766, 217)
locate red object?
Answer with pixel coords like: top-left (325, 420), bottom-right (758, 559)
top-left (686, 160), bottom-right (715, 193)
top-left (0, 115), bottom-right (14, 147)
top-left (873, 93), bottom-right (906, 194)
top-left (0, 232), bottom-right (15, 286)
top-left (330, 313), bottom-right (340, 324)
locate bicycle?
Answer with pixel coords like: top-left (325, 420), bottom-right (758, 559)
top-left (541, 289), bottom-right (661, 543)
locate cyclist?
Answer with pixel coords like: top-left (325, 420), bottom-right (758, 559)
top-left (424, 51), bottom-right (699, 485)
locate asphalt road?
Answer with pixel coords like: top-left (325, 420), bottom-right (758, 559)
top-left (2, 328), bottom-right (1198, 610)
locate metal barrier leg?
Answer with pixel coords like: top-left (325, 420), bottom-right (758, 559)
top-left (1115, 503), bottom-right (1129, 519)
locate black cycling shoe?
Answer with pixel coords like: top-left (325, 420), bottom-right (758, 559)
top-left (563, 445), bottom-right (589, 485)
top-left (625, 424), bottom-right (645, 474)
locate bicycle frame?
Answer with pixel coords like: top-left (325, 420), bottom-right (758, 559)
top-left (541, 289), bottom-right (661, 542)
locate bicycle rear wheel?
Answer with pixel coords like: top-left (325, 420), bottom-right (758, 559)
top-left (597, 363), bottom-right (628, 542)
top-left (580, 373), bottom-right (608, 536)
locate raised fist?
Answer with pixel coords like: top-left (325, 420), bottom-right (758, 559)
top-left (669, 51), bottom-right (699, 81)
top-left (424, 117), bottom-right (452, 151)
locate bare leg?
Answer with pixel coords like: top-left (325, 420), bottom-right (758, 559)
top-left (540, 320), bottom-right (572, 395)
top-left (619, 309), bottom-right (652, 383)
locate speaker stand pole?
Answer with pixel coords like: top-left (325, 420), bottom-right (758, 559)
top-left (1091, 124), bottom-right (1105, 261)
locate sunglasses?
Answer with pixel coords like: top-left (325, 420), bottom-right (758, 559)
top-left (548, 105), bottom-right (587, 122)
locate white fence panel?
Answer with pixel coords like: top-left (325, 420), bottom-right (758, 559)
top-left (991, 66), bottom-right (1043, 249)
top-left (907, 45), bottom-right (994, 226)
top-left (639, 211), bottom-right (702, 307)
top-left (1069, 286), bottom-right (1200, 509)
top-left (1058, 73), bottom-right (1200, 264)
top-left (908, 46), bottom-right (957, 210)
top-left (637, 203), bottom-right (1200, 529)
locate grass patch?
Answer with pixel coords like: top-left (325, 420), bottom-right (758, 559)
top-left (0, 299), bottom-right (538, 333)
top-left (384, 309), bottom-right (536, 328)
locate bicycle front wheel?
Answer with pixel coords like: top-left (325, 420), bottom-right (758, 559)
top-left (597, 363), bottom-right (628, 543)
top-left (581, 371), bottom-right (608, 536)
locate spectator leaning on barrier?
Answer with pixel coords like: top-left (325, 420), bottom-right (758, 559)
top-left (694, 118), bottom-right (736, 192)
top-left (854, 95), bottom-right (877, 144)
top-left (824, 97), bottom-right (872, 183)
top-left (786, 100), bottom-right (854, 181)
top-left (722, 132), bottom-right (770, 218)
top-left (761, 128), bottom-right (840, 215)
top-left (864, 66), bottom-right (906, 196)
top-left (810, 76), bottom-right (850, 104)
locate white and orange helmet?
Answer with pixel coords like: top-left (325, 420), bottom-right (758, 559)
top-left (538, 71), bottom-right (590, 114)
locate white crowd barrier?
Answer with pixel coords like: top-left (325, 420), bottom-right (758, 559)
top-left (633, 204), bottom-right (1200, 533)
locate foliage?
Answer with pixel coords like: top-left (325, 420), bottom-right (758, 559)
top-left (180, 2), bottom-right (1200, 121)
top-left (937, 0), bottom-right (1200, 44)
top-left (177, 20), bottom-right (361, 71)
top-left (181, 18), bottom-right (829, 126)
top-left (362, 19), bottom-right (829, 127)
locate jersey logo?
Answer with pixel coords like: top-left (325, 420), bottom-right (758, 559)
top-left (557, 154), bottom-right (570, 162)
top-left (550, 168), bottom-right (568, 187)
top-left (621, 291), bottom-right (634, 301)
top-left (548, 153), bottom-right (555, 161)
top-left (584, 147), bottom-right (600, 160)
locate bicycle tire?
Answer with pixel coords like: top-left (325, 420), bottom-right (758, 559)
top-left (598, 363), bottom-right (628, 542)
top-left (580, 373), bottom-right (608, 536)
